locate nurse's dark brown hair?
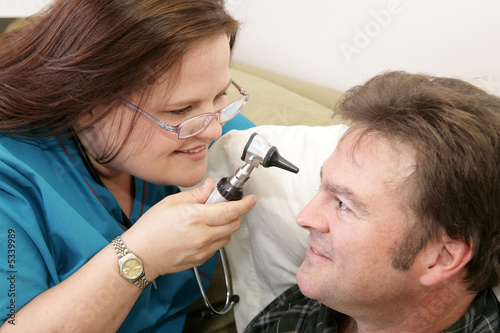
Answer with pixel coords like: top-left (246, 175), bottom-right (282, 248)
top-left (0, 0), bottom-right (238, 141)
top-left (337, 71), bottom-right (500, 293)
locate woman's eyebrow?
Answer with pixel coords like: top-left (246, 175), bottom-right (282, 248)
top-left (222, 78), bottom-right (232, 91)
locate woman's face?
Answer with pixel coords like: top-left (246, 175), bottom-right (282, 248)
top-left (83, 34), bottom-right (232, 187)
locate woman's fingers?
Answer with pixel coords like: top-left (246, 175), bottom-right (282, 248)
top-left (163, 178), bottom-right (217, 205)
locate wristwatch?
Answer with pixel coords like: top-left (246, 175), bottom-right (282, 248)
top-left (112, 236), bottom-right (151, 290)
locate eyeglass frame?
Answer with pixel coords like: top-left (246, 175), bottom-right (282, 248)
top-left (119, 80), bottom-right (249, 140)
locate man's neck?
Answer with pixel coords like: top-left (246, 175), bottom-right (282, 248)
top-left (399, 287), bottom-right (476, 333)
top-left (338, 284), bottom-right (476, 333)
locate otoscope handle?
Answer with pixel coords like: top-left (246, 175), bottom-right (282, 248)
top-left (205, 177), bottom-right (244, 204)
top-left (205, 188), bottom-right (227, 204)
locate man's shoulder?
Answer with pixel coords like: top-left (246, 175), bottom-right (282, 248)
top-left (444, 288), bottom-right (500, 333)
top-left (244, 284), bottom-right (338, 333)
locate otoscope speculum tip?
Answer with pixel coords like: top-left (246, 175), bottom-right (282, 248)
top-left (242, 132), bottom-right (299, 173)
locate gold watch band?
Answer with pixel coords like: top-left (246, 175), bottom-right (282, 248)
top-left (112, 236), bottom-right (151, 290)
top-left (112, 236), bottom-right (130, 257)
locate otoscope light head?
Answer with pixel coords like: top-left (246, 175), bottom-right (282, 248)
top-left (241, 132), bottom-right (299, 173)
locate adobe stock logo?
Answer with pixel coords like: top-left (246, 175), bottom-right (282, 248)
top-left (340, 0), bottom-right (403, 63)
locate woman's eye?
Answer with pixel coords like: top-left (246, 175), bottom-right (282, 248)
top-left (166, 90), bottom-right (227, 116)
top-left (168, 106), bottom-right (192, 116)
top-left (215, 91), bottom-right (228, 101)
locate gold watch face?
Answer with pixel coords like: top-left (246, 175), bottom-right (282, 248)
top-left (122, 257), bottom-right (143, 279)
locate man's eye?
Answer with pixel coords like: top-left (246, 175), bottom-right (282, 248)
top-left (335, 198), bottom-right (351, 213)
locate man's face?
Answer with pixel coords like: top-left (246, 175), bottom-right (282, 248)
top-left (296, 127), bottom-right (424, 314)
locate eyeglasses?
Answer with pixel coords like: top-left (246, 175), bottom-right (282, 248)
top-left (120, 80), bottom-right (249, 139)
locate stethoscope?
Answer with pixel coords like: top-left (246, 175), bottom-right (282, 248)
top-left (72, 133), bottom-right (239, 318)
top-left (193, 249), bottom-right (239, 319)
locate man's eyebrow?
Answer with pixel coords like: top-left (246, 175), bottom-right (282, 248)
top-left (319, 165), bottom-right (369, 215)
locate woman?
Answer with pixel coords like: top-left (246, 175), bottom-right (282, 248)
top-left (0, 0), bottom-right (256, 331)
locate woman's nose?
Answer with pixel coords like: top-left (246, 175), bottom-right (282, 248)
top-left (195, 114), bottom-right (223, 140)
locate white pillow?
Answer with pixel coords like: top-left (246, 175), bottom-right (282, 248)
top-left (203, 125), bottom-right (348, 331)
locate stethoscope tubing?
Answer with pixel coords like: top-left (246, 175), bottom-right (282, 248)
top-left (193, 247), bottom-right (239, 318)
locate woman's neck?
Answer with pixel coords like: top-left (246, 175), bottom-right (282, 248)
top-left (73, 132), bottom-right (135, 218)
top-left (99, 172), bottom-right (135, 218)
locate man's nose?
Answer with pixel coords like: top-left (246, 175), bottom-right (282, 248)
top-left (296, 193), bottom-right (330, 233)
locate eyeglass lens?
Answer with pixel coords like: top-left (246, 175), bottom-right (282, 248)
top-left (178, 98), bottom-right (246, 139)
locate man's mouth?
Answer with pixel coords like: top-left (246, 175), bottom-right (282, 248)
top-left (312, 248), bottom-right (322, 256)
top-left (310, 245), bottom-right (331, 261)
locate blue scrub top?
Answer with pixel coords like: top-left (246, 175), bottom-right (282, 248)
top-left (0, 114), bottom-right (254, 332)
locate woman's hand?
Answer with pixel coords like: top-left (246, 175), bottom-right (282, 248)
top-left (121, 178), bottom-right (257, 280)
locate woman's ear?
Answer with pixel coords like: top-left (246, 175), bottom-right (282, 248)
top-left (78, 112), bottom-right (94, 128)
top-left (76, 104), bottom-right (111, 129)
top-left (419, 236), bottom-right (473, 287)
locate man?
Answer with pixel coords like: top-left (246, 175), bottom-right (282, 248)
top-left (244, 71), bottom-right (500, 332)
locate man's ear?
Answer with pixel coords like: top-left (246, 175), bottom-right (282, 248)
top-left (420, 235), bottom-right (473, 287)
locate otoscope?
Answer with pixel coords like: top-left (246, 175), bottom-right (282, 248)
top-left (194, 132), bottom-right (299, 318)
